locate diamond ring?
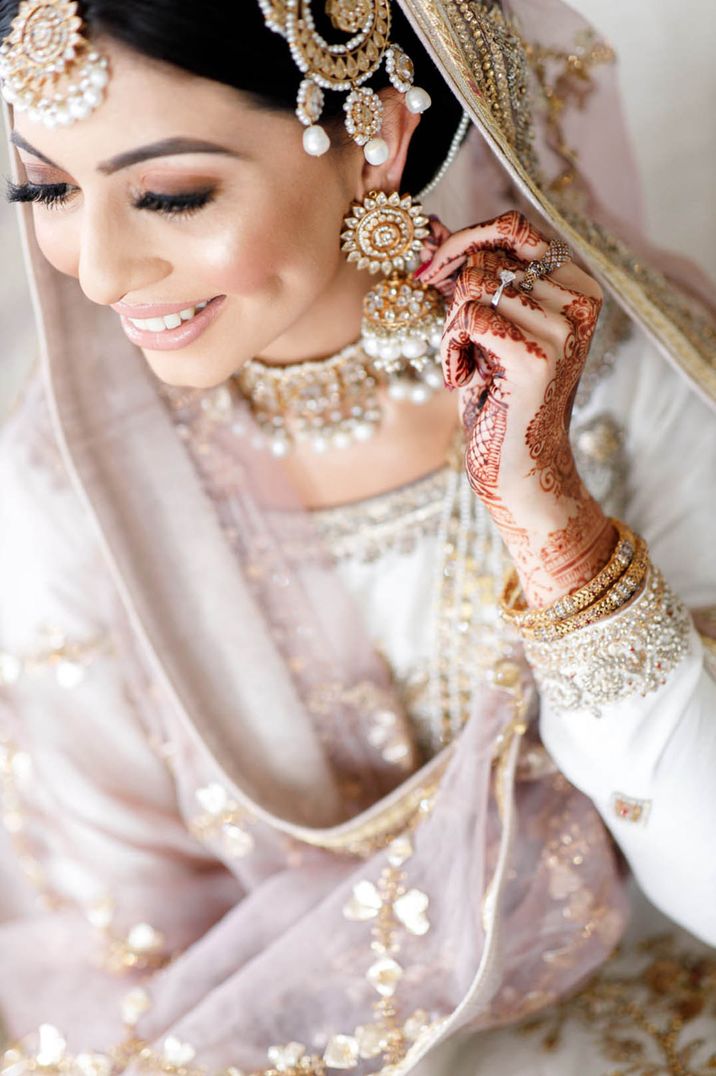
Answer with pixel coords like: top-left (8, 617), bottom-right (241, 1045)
top-left (491, 268), bottom-right (517, 310)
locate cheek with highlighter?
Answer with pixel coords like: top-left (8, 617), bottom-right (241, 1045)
top-left (195, 198), bottom-right (338, 310)
top-left (32, 220), bottom-right (82, 280)
top-left (197, 223), bottom-right (285, 302)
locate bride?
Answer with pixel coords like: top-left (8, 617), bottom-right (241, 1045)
top-left (0, 1), bottom-right (714, 1073)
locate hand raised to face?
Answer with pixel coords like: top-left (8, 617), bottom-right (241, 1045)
top-left (421, 210), bottom-right (613, 607)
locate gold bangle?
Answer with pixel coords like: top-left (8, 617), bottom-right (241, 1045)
top-left (518, 538), bottom-right (650, 642)
top-left (501, 518), bottom-right (637, 631)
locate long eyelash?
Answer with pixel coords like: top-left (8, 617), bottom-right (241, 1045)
top-left (5, 179), bottom-right (73, 208)
top-left (3, 179), bottom-right (216, 219)
top-left (133, 189), bottom-right (215, 218)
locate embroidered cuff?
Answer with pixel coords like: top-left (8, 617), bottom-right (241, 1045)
top-left (523, 566), bottom-right (692, 715)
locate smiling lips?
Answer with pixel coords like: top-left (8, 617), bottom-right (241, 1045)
top-left (112, 295), bottom-right (226, 350)
top-left (124, 300), bottom-right (209, 333)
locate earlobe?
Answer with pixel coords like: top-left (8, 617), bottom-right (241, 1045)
top-left (359, 90), bottom-right (422, 194)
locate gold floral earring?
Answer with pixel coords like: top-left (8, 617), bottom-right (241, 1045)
top-left (341, 190), bottom-right (446, 402)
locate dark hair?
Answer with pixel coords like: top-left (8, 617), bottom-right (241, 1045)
top-left (0, 0), bottom-right (464, 192)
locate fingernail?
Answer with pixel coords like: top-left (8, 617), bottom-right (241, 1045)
top-left (414, 257), bottom-right (433, 279)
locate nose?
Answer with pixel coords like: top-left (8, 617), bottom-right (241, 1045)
top-left (77, 198), bottom-right (170, 307)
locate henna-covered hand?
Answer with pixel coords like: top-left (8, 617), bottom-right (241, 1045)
top-left (420, 211), bottom-right (615, 606)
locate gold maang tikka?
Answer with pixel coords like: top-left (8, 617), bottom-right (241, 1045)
top-left (0, 0), bottom-right (109, 126)
top-left (258, 0), bottom-right (433, 160)
top-left (341, 189), bottom-right (446, 398)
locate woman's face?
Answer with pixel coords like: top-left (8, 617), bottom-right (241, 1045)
top-left (9, 38), bottom-right (412, 388)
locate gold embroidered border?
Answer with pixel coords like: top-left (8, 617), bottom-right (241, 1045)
top-left (399, 0), bottom-right (716, 405)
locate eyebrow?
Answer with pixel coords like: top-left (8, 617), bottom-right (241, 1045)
top-left (10, 131), bottom-right (57, 166)
top-left (9, 132), bottom-right (241, 174)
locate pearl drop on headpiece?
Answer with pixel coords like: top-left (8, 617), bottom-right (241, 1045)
top-left (364, 137), bottom-right (390, 166)
top-left (303, 124), bottom-right (331, 156)
top-left (405, 87), bottom-right (432, 115)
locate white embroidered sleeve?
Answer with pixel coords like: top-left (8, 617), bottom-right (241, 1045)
top-left (534, 330), bottom-right (716, 947)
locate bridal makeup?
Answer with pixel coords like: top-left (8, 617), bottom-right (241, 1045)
top-left (4, 36), bottom-right (389, 390)
top-left (112, 295), bottom-right (227, 350)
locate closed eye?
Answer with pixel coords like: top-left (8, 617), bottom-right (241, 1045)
top-left (132, 188), bottom-right (216, 218)
top-left (5, 179), bottom-right (74, 209)
top-left (4, 179), bottom-right (216, 218)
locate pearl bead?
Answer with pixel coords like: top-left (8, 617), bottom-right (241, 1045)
top-left (332, 430), bottom-right (351, 449)
top-left (89, 67), bottom-right (109, 89)
top-left (302, 125), bottom-right (330, 157)
top-left (69, 97), bottom-right (91, 120)
top-left (311, 435), bottom-right (329, 453)
top-left (270, 438), bottom-right (289, 458)
top-left (363, 137), bottom-right (390, 166)
top-left (424, 367), bottom-right (445, 389)
top-left (353, 422), bottom-right (375, 441)
top-left (410, 384), bottom-right (431, 404)
top-left (362, 335), bottom-right (381, 358)
top-left (379, 339), bottom-right (402, 362)
top-left (388, 382), bottom-right (409, 400)
top-left (429, 327), bottom-right (444, 349)
top-left (402, 335), bottom-right (427, 359)
top-left (405, 87), bottom-right (432, 115)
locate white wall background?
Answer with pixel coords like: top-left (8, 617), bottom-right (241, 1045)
top-left (570, 0), bottom-right (716, 282)
top-left (1, 0), bottom-right (715, 417)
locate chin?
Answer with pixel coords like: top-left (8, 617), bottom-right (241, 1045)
top-left (142, 349), bottom-right (236, 390)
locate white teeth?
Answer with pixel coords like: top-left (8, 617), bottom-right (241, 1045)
top-left (127, 300), bottom-right (211, 333)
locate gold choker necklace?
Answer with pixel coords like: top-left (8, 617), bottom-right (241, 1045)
top-left (233, 341), bottom-right (443, 457)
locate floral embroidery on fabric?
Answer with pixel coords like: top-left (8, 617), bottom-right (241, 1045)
top-left (519, 933), bottom-right (716, 1074)
top-left (84, 895), bottom-right (169, 974)
top-left (188, 783), bottom-right (256, 859)
top-left (1, 797), bottom-right (447, 1076)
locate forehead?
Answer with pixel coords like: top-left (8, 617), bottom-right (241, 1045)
top-left (9, 36), bottom-right (256, 170)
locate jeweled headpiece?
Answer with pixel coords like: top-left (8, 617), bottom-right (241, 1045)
top-left (257, 0), bottom-right (432, 159)
top-left (0, 0), bottom-right (109, 127)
